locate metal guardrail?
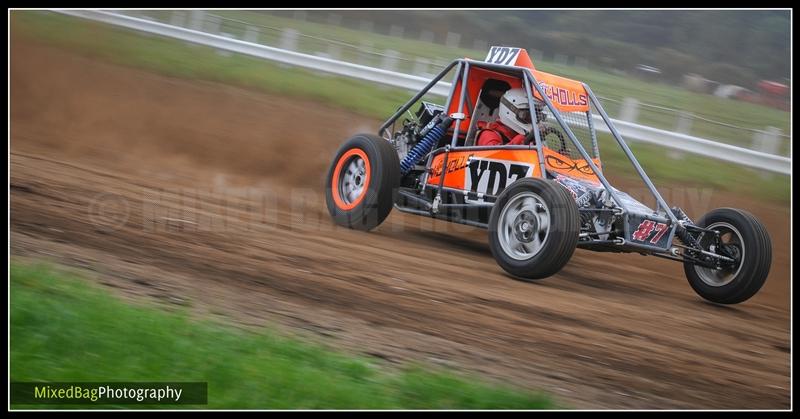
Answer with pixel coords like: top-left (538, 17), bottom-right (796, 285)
top-left (591, 119), bottom-right (789, 171)
top-left (54, 9), bottom-right (791, 175)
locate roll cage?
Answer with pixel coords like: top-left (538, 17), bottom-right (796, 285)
top-left (378, 55), bottom-right (686, 255)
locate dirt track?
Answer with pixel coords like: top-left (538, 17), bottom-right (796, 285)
top-left (10, 41), bottom-right (791, 409)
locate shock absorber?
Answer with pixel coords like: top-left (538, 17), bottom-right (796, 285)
top-left (671, 206), bottom-right (700, 248)
top-left (675, 226), bottom-right (697, 247)
top-left (400, 116), bottom-right (453, 175)
top-left (671, 206), bottom-right (691, 223)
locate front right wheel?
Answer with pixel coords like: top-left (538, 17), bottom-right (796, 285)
top-left (488, 178), bottom-right (580, 280)
top-left (683, 208), bottom-right (772, 304)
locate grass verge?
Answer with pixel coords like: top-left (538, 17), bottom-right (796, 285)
top-left (10, 261), bottom-right (557, 409)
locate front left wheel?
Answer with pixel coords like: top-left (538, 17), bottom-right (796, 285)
top-left (488, 178), bottom-right (580, 280)
top-left (325, 134), bottom-right (400, 231)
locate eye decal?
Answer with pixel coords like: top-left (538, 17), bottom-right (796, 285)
top-left (546, 155), bottom-right (595, 176)
top-left (545, 155), bottom-right (573, 170)
top-left (577, 161), bottom-right (595, 175)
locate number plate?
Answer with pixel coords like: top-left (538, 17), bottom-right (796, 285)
top-left (626, 215), bottom-right (674, 249)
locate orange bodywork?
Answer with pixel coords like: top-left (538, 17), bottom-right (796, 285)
top-left (426, 147), bottom-right (601, 195)
top-left (447, 49), bottom-right (590, 133)
top-left (540, 148), bottom-right (602, 182)
top-left (427, 149), bottom-right (541, 190)
top-left (427, 48), bottom-right (600, 197)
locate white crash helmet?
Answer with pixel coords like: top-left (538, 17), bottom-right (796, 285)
top-left (498, 87), bottom-right (533, 135)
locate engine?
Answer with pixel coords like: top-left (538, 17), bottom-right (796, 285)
top-left (391, 102), bottom-right (450, 176)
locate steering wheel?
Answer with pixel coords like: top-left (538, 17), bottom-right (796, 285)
top-left (523, 129), bottom-right (537, 145)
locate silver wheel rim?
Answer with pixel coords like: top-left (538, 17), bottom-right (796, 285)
top-left (694, 222), bottom-right (745, 287)
top-left (497, 192), bottom-right (550, 260)
top-left (338, 155), bottom-right (367, 206)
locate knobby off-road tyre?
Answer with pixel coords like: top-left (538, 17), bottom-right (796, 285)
top-left (488, 178), bottom-right (580, 280)
top-left (683, 208), bottom-right (772, 304)
top-left (325, 134), bottom-right (400, 231)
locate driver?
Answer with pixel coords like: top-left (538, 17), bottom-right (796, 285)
top-left (476, 88), bottom-right (541, 146)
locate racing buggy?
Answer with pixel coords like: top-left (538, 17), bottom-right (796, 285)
top-left (325, 47), bottom-right (772, 304)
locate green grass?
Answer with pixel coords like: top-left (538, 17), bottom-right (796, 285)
top-left (10, 261), bottom-right (557, 409)
top-left (10, 11), bottom-right (789, 204)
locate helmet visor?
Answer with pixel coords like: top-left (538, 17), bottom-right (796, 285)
top-left (516, 108), bottom-right (531, 124)
top-left (500, 96), bottom-right (532, 125)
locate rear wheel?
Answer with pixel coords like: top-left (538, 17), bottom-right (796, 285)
top-left (488, 178), bottom-right (580, 279)
top-left (325, 134), bottom-right (400, 231)
top-left (683, 208), bottom-right (772, 304)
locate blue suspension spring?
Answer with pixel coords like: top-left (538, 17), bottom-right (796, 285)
top-left (400, 123), bottom-right (447, 175)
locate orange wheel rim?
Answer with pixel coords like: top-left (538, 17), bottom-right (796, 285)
top-left (331, 148), bottom-right (371, 211)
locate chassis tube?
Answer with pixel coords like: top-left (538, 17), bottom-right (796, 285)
top-left (427, 144), bottom-right (536, 153)
top-left (584, 83), bottom-right (678, 224)
top-left (586, 110), bottom-right (601, 163)
top-left (378, 60), bottom-right (459, 138)
top-left (434, 145), bottom-right (451, 212)
top-left (394, 204), bottom-right (489, 228)
top-left (442, 61), bottom-right (463, 120)
top-left (450, 61), bottom-right (470, 147)
top-left (522, 74), bottom-right (548, 178)
top-left (397, 188), bottom-right (433, 210)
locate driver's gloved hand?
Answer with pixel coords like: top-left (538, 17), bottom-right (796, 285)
top-left (523, 129), bottom-right (537, 145)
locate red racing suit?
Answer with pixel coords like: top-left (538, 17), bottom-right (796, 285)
top-left (476, 121), bottom-right (527, 146)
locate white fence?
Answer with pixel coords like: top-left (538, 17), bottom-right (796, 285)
top-left (53, 10), bottom-right (791, 175)
top-left (143, 9), bottom-right (790, 156)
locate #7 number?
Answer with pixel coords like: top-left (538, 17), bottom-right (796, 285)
top-left (632, 220), bottom-right (669, 244)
